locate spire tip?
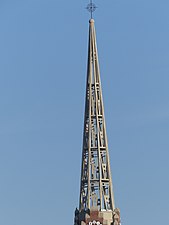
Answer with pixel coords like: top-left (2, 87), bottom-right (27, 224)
top-left (89, 18), bottom-right (95, 23)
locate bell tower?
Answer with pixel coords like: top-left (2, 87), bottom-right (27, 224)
top-left (74, 9), bottom-right (121, 225)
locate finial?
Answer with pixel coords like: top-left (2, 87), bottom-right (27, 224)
top-left (86, 0), bottom-right (97, 19)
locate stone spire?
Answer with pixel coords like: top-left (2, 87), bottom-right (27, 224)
top-left (74, 19), bottom-right (120, 225)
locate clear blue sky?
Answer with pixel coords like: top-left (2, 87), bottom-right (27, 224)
top-left (0, 0), bottom-right (169, 225)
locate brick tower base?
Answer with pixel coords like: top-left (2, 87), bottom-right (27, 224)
top-left (74, 207), bottom-right (120, 225)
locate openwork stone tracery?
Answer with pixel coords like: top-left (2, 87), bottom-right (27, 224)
top-left (74, 19), bottom-right (121, 225)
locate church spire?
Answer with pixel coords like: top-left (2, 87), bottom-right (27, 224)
top-left (74, 19), bottom-right (120, 225)
top-left (79, 18), bottom-right (115, 211)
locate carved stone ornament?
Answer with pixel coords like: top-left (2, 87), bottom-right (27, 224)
top-left (88, 221), bottom-right (102, 225)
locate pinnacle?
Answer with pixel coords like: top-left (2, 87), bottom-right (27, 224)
top-left (89, 18), bottom-right (95, 24)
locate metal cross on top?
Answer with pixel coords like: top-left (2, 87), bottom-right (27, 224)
top-left (86, 0), bottom-right (97, 19)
